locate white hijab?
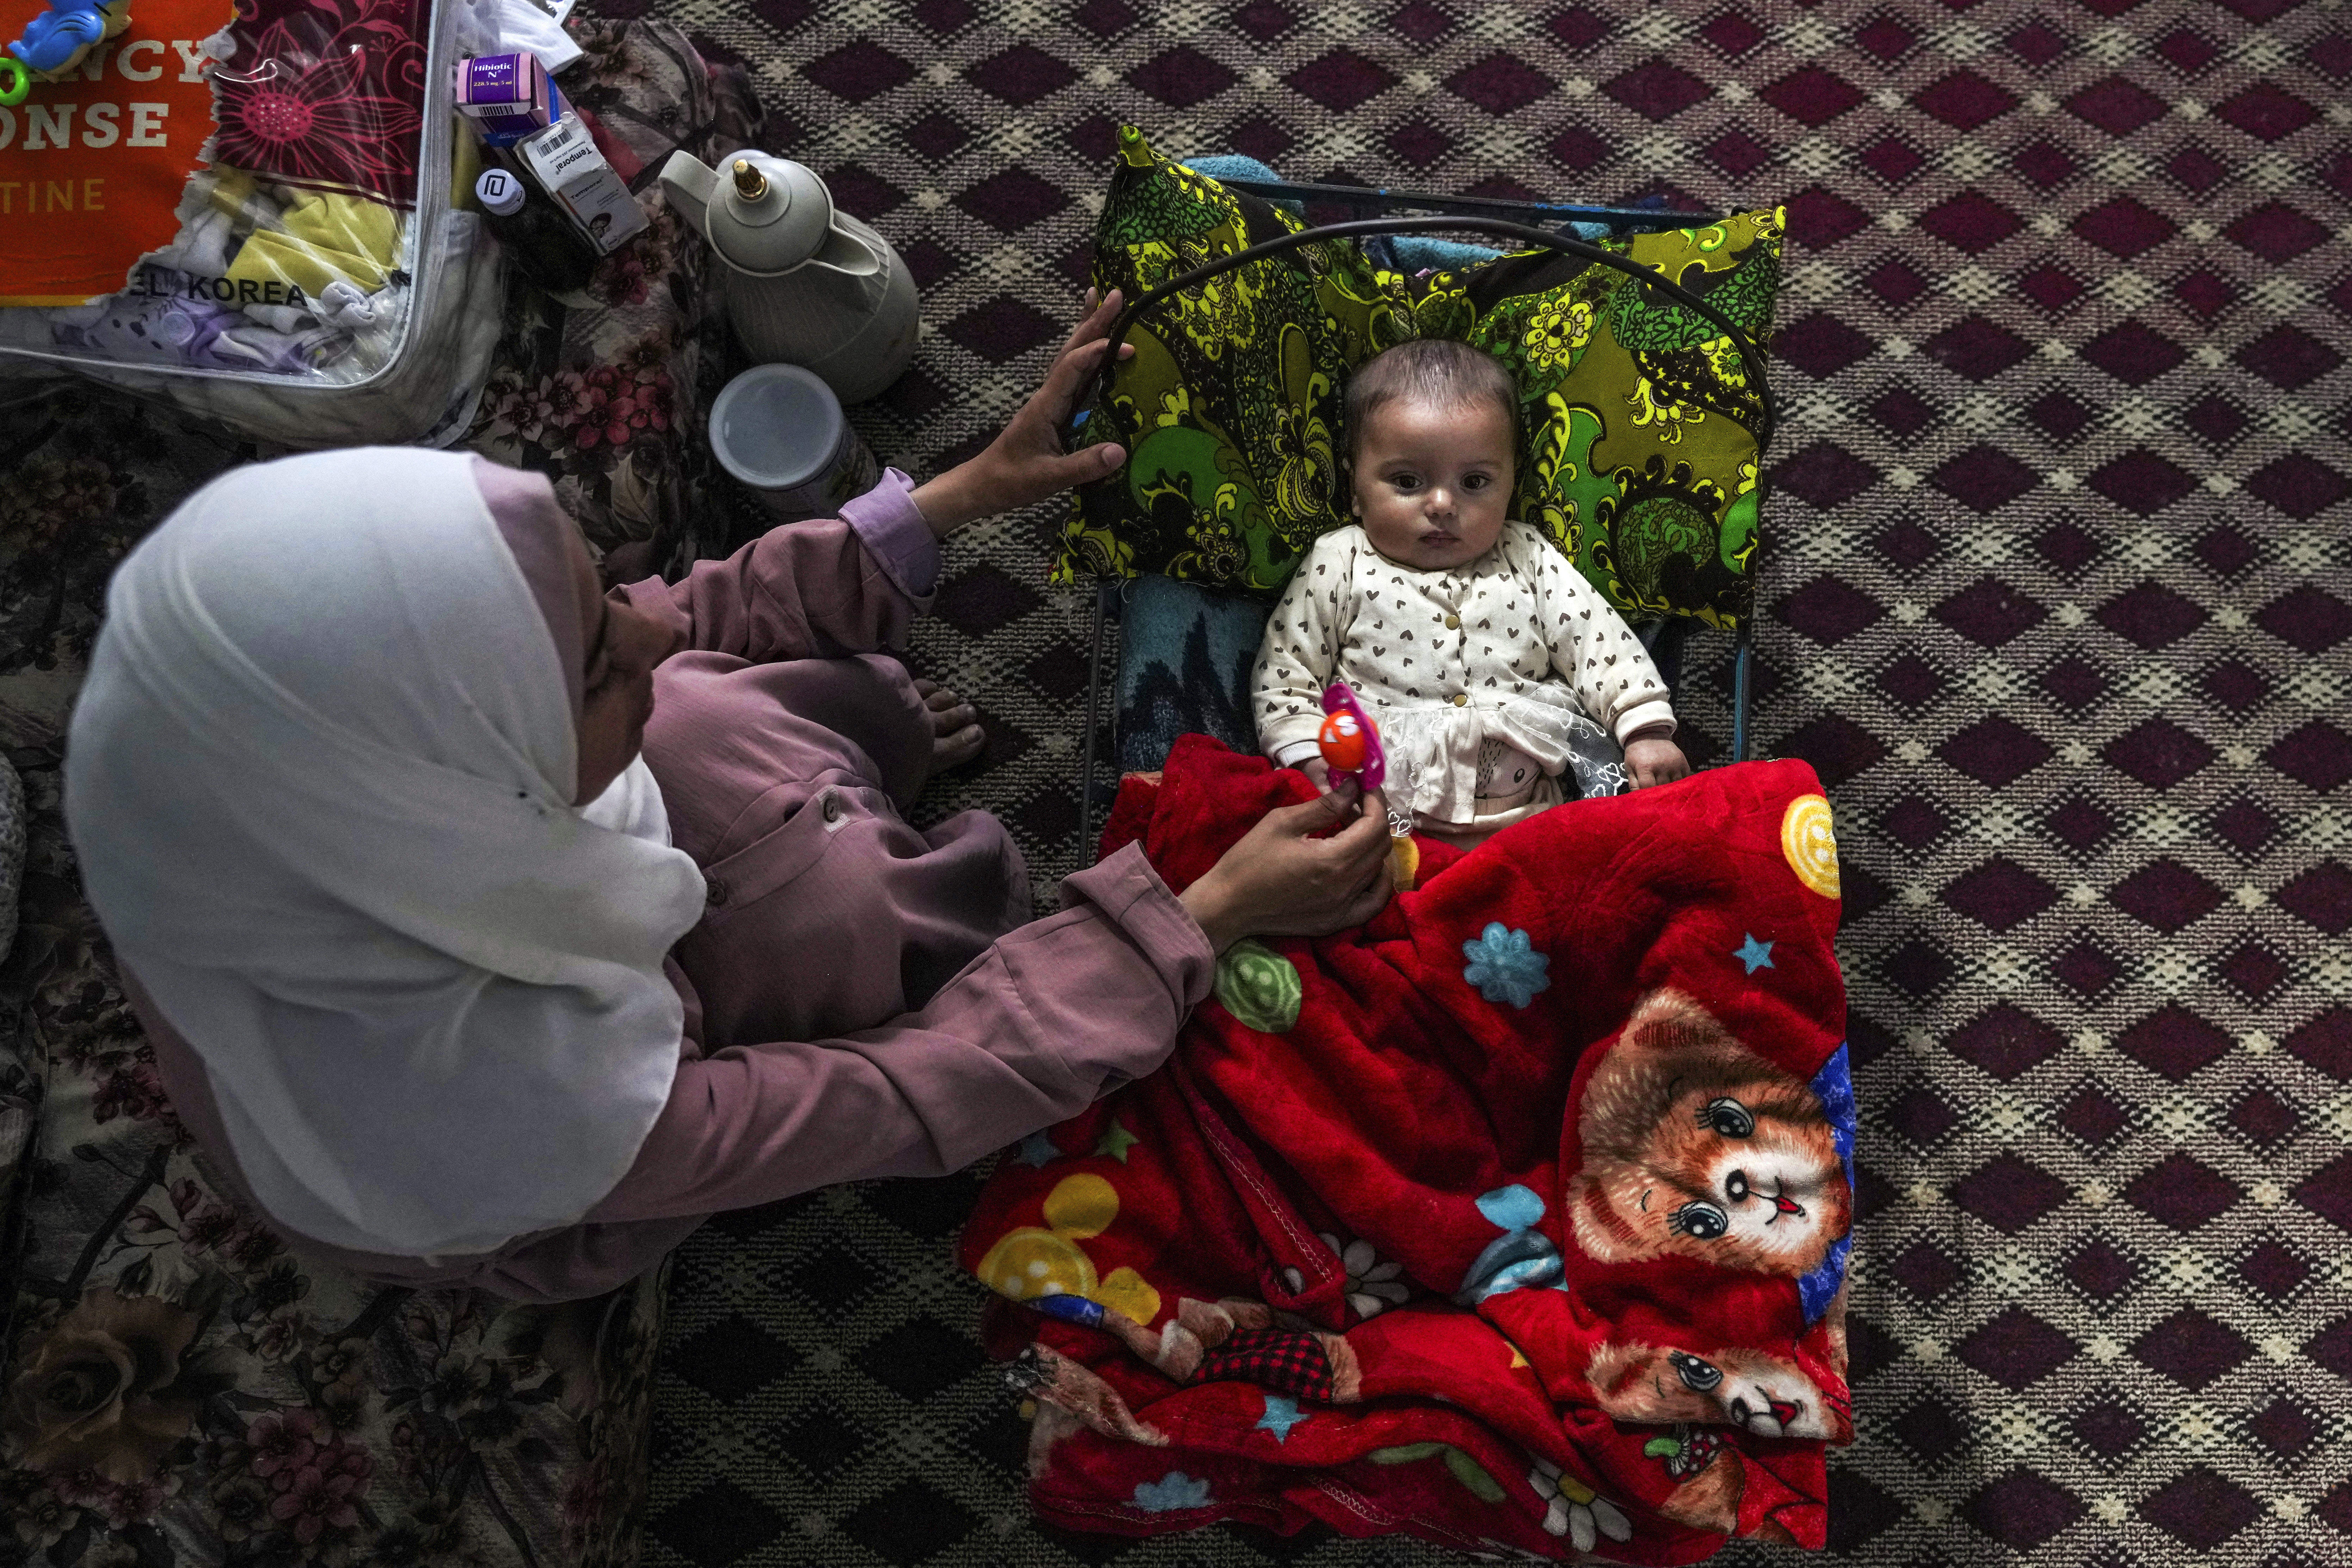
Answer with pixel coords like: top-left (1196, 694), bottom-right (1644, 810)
top-left (66, 448), bottom-right (707, 1258)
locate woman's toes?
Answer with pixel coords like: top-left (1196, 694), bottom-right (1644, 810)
top-left (928, 695), bottom-right (977, 737)
top-left (935, 722), bottom-right (985, 768)
top-left (916, 679), bottom-right (983, 765)
top-left (921, 682), bottom-right (970, 721)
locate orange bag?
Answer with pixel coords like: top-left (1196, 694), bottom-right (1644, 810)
top-left (0, 0), bottom-right (218, 304)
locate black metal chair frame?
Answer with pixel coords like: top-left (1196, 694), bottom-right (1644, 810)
top-left (1070, 178), bottom-right (1767, 864)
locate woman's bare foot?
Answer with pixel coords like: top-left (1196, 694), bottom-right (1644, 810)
top-left (916, 678), bottom-right (985, 769)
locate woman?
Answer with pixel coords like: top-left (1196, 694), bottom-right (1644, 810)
top-left (64, 295), bottom-right (1394, 1302)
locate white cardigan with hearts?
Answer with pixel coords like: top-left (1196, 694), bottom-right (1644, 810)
top-left (1252, 522), bottom-right (1675, 827)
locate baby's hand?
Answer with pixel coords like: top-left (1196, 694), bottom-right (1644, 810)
top-left (1298, 756), bottom-right (1333, 792)
top-left (1625, 737), bottom-right (1690, 790)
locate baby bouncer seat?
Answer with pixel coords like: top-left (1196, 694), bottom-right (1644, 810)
top-left (1057, 129), bottom-right (1787, 863)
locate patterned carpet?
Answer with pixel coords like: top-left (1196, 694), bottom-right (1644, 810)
top-left (609, 1), bottom-right (2352, 1563)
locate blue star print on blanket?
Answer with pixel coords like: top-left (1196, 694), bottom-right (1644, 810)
top-left (1255, 1394), bottom-right (1306, 1442)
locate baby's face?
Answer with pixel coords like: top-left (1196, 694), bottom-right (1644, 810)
top-left (1350, 396), bottom-right (1514, 572)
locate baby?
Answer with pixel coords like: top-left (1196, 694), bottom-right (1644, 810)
top-left (1251, 338), bottom-right (1688, 844)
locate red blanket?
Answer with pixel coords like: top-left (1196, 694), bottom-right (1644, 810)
top-left (959, 738), bottom-right (1855, 1561)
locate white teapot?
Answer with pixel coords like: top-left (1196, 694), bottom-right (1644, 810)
top-left (659, 150), bottom-right (920, 404)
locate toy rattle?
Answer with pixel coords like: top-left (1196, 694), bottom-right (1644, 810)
top-left (1315, 683), bottom-right (1385, 793)
top-left (1316, 684), bottom-right (1420, 891)
top-left (6, 0), bottom-right (128, 86)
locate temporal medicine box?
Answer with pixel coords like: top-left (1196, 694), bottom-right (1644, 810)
top-left (518, 116), bottom-right (649, 256)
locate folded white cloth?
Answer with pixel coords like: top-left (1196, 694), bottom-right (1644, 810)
top-left (498, 0), bottom-right (582, 73)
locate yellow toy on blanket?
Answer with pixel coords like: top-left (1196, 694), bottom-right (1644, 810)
top-left (975, 1172), bottom-right (1163, 1328)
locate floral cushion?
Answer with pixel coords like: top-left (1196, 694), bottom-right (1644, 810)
top-left (1054, 128), bottom-right (1783, 628)
top-left (1053, 126), bottom-right (1412, 594)
top-left (1407, 211), bottom-right (1783, 629)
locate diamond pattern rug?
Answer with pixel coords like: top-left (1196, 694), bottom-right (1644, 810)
top-left (609, 0), bottom-right (2352, 1562)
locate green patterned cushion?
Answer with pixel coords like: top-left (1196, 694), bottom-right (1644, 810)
top-left (1056, 126), bottom-right (1782, 628)
top-left (1053, 127), bottom-right (1411, 594)
top-left (1405, 210), bottom-right (1784, 628)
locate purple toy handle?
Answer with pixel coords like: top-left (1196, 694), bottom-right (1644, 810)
top-left (1319, 683), bottom-right (1386, 794)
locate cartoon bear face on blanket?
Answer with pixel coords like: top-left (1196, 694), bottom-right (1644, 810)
top-left (1566, 988), bottom-right (1850, 1276)
top-left (1584, 1341), bottom-right (1852, 1444)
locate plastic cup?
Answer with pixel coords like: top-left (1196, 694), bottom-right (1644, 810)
top-left (708, 363), bottom-right (878, 516)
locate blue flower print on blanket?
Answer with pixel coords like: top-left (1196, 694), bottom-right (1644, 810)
top-left (1796, 1042), bottom-right (1857, 1323)
top-left (1462, 924), bottom-right (1550, 1007)
top-left (1134, 1471), bottom-right (1212, 1512)
top-left (1454, 1184), bottom-right (1566, 1305)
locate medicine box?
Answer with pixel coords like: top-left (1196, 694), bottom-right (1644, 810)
top-left (518, 116), bottom-right (649, 256)
top-left (454, 54), bottom-right (559, 143)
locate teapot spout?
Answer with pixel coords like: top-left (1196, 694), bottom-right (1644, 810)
top-left (658, 151), bottom-right (719, 231)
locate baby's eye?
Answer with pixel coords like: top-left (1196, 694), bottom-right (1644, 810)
top-left (1463, 473), bottom-right (1492, 491)
top-left (1390, 474), bottom-right (1422, 492)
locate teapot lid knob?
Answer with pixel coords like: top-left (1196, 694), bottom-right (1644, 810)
top-left (731, 159), bottom-right (768, 202)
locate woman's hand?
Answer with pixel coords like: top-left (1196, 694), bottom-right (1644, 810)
top-left (1626, 737), bottom-right (1690, 789)
top-left (909, 290), bottom-right (1134, 538)
top-left (1178, 782), bottom-right (1396, 954)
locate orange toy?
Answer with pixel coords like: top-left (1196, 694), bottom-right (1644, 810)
top-left (1316, 709), bottom-right (1368, 774)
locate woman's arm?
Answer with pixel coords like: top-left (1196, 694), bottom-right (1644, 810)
top-left (617, 292), bottom-right (1137, 665)
top-left (619, 486), bottom-right (936, 663)
top-left (905, 289), bottom-right (1132, 535)
top-left (589, 778), bottom-right (1395, 1222)
top-left (587, 842), bottom-right (1208, 1221)
top-left (625, 296), bottom-right (1138, 668)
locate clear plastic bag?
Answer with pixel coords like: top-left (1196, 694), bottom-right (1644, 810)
top-left (0, 0), bottom-right (507, 444)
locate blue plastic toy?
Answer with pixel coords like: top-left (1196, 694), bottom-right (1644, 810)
top-left (7, 0), bottom-right (130, 83)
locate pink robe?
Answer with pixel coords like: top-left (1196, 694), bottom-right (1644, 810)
top-left (134, 471), bottom-right (1213, 1301)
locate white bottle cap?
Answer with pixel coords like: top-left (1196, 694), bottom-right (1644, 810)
top-left (475, 168), bottom-right (526, 217)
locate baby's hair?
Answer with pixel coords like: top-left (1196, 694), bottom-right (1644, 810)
top-left (1343, 338), bottom-right (1519, 463)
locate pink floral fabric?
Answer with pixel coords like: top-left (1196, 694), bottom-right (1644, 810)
top-left (210, 0), bottom-right (430, 206)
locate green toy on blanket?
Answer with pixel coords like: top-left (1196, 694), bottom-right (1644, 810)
top-left (959, 740), bottom-right (1853, 1561)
